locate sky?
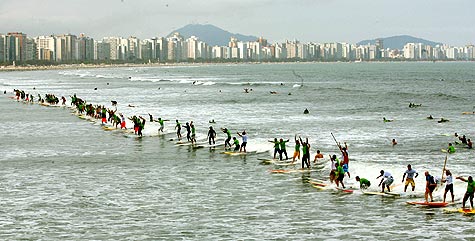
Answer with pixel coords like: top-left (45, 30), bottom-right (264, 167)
top-left (0, 0), bottom-right (474, 46)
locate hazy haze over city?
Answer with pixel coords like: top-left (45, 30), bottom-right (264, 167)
top-left (0, 0), bottom-right (474, 46)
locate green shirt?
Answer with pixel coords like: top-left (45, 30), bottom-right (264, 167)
top-left (234, 139), bottom-right (240, 146)
top-left (294, 143), bottom-right (300, 152)
top-left (280, 140), bottom-right (288, 150)
top-left (359, 178), bottom-right (370, 187)
top-left (158, 119), bottom-right (164, 126)
top-left (302, 144), bottom-right (308, 155)
top-left (467, 180), bottom-right (475, 193)
top-left (448, 146), bottom-right (456, 153)
top-left (337, 165), bottom-right (344, 175)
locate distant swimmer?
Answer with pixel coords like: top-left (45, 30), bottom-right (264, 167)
top-left (447, 143), bottom-right (456, 153)
top-left (468, 139), bottom-right (473, 149)
top-left (111, 100), bottom-right (117, 106)
top-left (377, 170), bottom-right (394, 192)
top-left (438, 118), bottom-right (449, 123)
top-left (402, 164), bottom-right (418, 192)
top-left (427, 115), bottom-right (434, 120)
top-left (244, 88), bottom-right (249, 93)
top-left (303, 108), bottom-right (309, 114)
top-left (270, 91), bottom-right (277, 94)
top-left (383, 117), bottom-right (393, 122)
top-left (392, 139), bottom-right (397, 146)
top-left (209, 119), bottom-right (216, 124)
top-left (128, 104), bottom-right (136, 108)
top-left (355, 176), bottom-right (371, 190)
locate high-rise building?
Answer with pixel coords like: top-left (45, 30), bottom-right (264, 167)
top-left (25, 38), bottom-right (37, 61)
top-left (56, 34), bottom-right (77, 62)
top-left (0, 34), bottom-right (5, 62)
top-left (7, 32), bottom-right (27, 62)
top-left (77, 34), bottom-right (94, 61)
top-left (35, 36), bottom-right (56, 61)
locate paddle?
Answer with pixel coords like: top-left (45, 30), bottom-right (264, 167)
top-left (331, 132), bottom-right (342, 150)
top-left (441, 153), bottom-right (448, 186)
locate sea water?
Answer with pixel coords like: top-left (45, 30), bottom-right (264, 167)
top-left (1, 62), bottom-right (475, 240)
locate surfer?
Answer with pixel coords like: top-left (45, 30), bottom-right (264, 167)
top-left (438, 118), bottom-right (449, 123)
top-left (392, 139), bottom-right (397, 146)
top-left (269, 138), bottom-right (281, 160)
top-left (356, 176), bottom-right (371, 190)
top-left (303, 108), bottom-right (309, 114)
top-left (190, 122), bottom-right (196, 144)
top-left (456, 176), bottom-right (475, 210)
top-left (183, 122), bottom-right (191, 142)
top-left (447, 143), bottom-right (456, 153)
top-left (383, 117), bottom-right (393, 123)
top-left (291, 136), bottom-right (300, 164)
top-left (329, 154), bottom-right (339, 183)
top-left (339, 143), bottom-right (350, 178)
top-left (467, 139), bottom-right (472, 149)
top-left (377, 170), bottom-right (394, 192)
top-left (137, 116), bottom-right (146, 137)
top-left (157, 118), bottom-right (168, 133)
top-left (442, 169), bottom-right (454, 203)
top-left (148, 113), bottom-right (154, 122)
top-left (222, 128), bottom-right (232, 149)
top-left (208, 126), bottom-right (217, 145)
top-left (459, 135), bottom-right (468, 145)
top-left (175, 120), bottom-right (182, 140)
top-left (313, 150), bottom-right (323, 164)
top-left (335, 162), bottom-right (346, 188)
top-left (279, 138), bottom-right (290, 160)
top-left (427, 115), bottom-right (434, 120)
top-left (237, 131), bottom-right (247, 152)
top-left (120, 114), bottom-right (127, 129)
top-left (232, 137), bottom-right (240, 151)
top-left (424, 171), bottom-right (437, 202)
top-left (402, 164), bottom-right (419, 192)
top-left (300, 137), bottom-right (311, 169)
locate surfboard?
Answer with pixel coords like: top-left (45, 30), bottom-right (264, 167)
top-left (441, 149), bottom-right (447, 153)
top-left (274, 162), bottom-right (297, 166)
top-left (312, 185), bottom-right (327, 190)
top-left (362, 191), bottom-right (390, 196)
top-left (442, 208), bottom-right (460, 213)
top-left (308, 181), bottom-right (328, 187)
top-left (270, 169), bottom-right (313, 174)
top-left (406, 201), bottom-right (448, 207)
top-left (102, 126), bottom-right (116, 131)
top-left (384, 192), bottom-right (402, 197)
top-left (458, 208), bottom-right (475, 214)
top-left (462, 112), bottom-right (475, 115)
top-left (335, 187), bottom-right (353, 193)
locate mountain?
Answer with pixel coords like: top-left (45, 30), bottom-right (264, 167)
top-left (357, 35), bottom-right (443, 50)
top-left (167, 24), bottom-right (258, 46)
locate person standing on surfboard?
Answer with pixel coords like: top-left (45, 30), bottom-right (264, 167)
top-left (339, 143), bottom-right (350, 178)
top-left (190, 122), bottom-right (196, 144)
top-left (329, 154), bottom-right (340, 183)
top-left (442, 169), bottom-right (454, 203)
top-left (291, 136), bottom-right (300, 164)
top-left (222, 128), bottom-right (232, 150)
top-left (183, 122), bottom-right (191, 142)
top-left (208, 126), bottom-right (217, 145)
top-left (377, 170), bottom-right (394, 192)
top-left (424, 171), bottom-right (437, 202)
top-left (456, 176), bottom-right (474, 210)
top-left (335, 162), bottom-right (346, 188)
top-left (269, 138), bottom-right (281, 160)
top-left (402, 164), bottom-right (419, 192)
top-left (175, 120), bottom-right (182, 140)
top-left (237, 131), bottom-right (247, 152)
top-left (300, 137), bottom-right (311, 169)
top-left (279, 138), bottom-right (290, 160)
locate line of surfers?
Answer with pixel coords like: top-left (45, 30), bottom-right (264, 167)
top-left (10, 90), bottom-right (475, 210)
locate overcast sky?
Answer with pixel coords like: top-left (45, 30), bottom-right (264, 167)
top-left (0, 0), bottom-right (473, 46)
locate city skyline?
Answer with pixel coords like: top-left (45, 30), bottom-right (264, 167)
top-left (0, 0), bottom-right (474, 46)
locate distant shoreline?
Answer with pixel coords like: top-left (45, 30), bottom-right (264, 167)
top-left (1, 60), bottom-right (473, 72)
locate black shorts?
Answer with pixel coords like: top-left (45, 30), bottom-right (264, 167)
top-left (337, 174), bottom-right (344, 182)
top-left (241, 142), bottom-right (247, 147)
top-left (464, 191), bottom-right (474, 200)
top-left (445, 184), bottom-right (454, 193)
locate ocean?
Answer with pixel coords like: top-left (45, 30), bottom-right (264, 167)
top-left (1, 62), bottom-right (475, 240)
